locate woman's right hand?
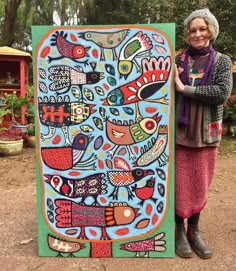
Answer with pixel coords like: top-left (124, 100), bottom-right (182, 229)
top-left (175, 64), bottom-right (185, 93)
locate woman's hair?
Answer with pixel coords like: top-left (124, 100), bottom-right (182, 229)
top-left (184, 17), bottom-right (216, 44)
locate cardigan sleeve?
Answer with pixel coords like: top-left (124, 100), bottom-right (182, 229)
top-left (182, 54), bottom-right (233, 105)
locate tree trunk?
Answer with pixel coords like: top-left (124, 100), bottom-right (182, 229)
top-left (1, 0), bottom-right (22, 46)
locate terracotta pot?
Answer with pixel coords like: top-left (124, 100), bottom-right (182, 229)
top-left (26, 135), bottom-right (35, 148)
top-left (0, 139), bottom-right (23, 156)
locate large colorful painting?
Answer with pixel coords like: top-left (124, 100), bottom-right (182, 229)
top-left (32, 24), bottom-right (175, 258)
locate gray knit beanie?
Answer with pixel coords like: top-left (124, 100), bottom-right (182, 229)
top-left (184, 9), bottom-right (219, 41)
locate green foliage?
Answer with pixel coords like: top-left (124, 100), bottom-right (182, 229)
top-left (0, 0), bottom-right (235, 59)
top-left (5, 92), bottom-right (29, 124)
top-left (27, 124), bottom-right (35, 136)
top-left (225, 98), bottom-right (236, 123)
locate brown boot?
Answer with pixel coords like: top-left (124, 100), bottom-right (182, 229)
top-left (187, 224), bottom-right (213, 259)
top-left (175, 224), bottom-right (193, 258)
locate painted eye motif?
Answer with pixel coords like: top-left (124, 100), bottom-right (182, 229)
top-left (78, 138), bottom-right (85, 144)
top-left (136, 169), bottom-right (142, 176)
top-left (75, 107), bottom-right (84, 115)
top-left (145, 120), bottom-right (155, 130)
top-left (110, 95), bottom-right (117, 102)
top-left (73, 46), bottom-right (84, 57)
top-left (92, 74), bottom-right (98, 79)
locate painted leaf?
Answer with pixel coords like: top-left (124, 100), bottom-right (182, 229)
top-left (158, 183), bottom-right (165, 197)
top-left (152, 214), bottom-right (158, 224)
top-left (70, 34), bottom-right (77, 42)
top-left (118, 148), bottom-right (126, 155)
top-left (114, 157), bottom-right (130, 171)
top-left (157, 168), bottom-right (166, 180)
top-left (105, 64), bottom-right (115, 76)
top-left (80, 125), bottom-right (94, 133)
top-left (40, 46), bottom-right (50, 58)
top-left (157, 201), bottom-right (164, 213)
top-left (135, 219), bottom-right (150, 229)
top-left (39, 68), bottom-right (46, 79)
top-left (47, 198), bottom-right (54, 211)
top-left (94, 136), bottom-right (104, 150)
top-left (72, 87), bottom-right (81, 99)
top-left (93, 117), bottom-right (103, 130)
top-left (103, 83), bottom-right (109, 90)
top-left (68, 171), bottom-right (80, 176)
top-left (145, 204), bottom-right (153, 215)
top-left (47, 210), bottom-right (54, 223)
top-left (123, 107), bottom-right (134, 115)
top-left (95, 86), bottom-right (105, 96)
top-left (99, 107), bottom-right (106, 117)
top-left (107, 76), bottom-right (117, 86)
top-left (152, 34), bottom-right (164, 44)
top-left (98, 159), bottom-right (104, 169)
top-left (84, 88), bottom-right (94, 101)
top-left (52, 135), bottom-right (61, 145)
top-left (103, 144), bottom-right (111, 150)
top-left (106, 159), bottom-right (113, 169)
top-left (110, 108), bottom-right (119, 116)
top-left (39, 81), bottom-right (48, 93)
top-left (66, 229), bottom-right (78, 235)
top-left (145, 107), bottom-right (157, 114)
top-left (155, 46), bottom-right (167, 54)
top-left (115, 228), bottom-right (129, 235)
top-left (92, 49), bottom-right (99, 58)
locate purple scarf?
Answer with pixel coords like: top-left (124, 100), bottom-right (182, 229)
top-left (178, 43), bottom-right (216, 125)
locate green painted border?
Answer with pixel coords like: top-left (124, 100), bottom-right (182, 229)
top-left (32, 23), bottom-right (175, 258)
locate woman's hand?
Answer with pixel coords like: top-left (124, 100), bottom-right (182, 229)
top-left (175, 64), bottom-right (185, 93)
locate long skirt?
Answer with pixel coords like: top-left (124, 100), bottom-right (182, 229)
top-left (175, 144), bottom-right (218, 218)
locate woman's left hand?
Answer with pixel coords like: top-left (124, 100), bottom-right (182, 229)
top-left (175, 64), bottom-right (185, 92)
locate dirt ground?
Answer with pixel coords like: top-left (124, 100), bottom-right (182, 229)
top-left (0, 137), bottom-right (235, 271)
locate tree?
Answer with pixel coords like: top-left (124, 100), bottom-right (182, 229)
top-left (1, 0), bottom-right (22, 46)
top-left (0, 0), bottom-right (235, 59)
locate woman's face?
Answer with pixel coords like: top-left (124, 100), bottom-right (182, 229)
top-left (188, 18), bottom-right (210, 49)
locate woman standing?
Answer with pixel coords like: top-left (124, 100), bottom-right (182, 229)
top-left (175, 9), bottom-right (232, 259)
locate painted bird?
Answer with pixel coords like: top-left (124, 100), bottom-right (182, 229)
top-left (47, 234), bottom-right (85, 257)
top-left (120, 232), bottom-right (166, 257)
top-left (48, 31), bottom-right (90, 64)
top-left (132, 177), bottom-right (157, 206)
top-left (105, 113), bottom-right (162, 159)
top-left (78, 29), bottom-right (129, 61)
top-left (107, 168), bottom-right (154, 200)
top-left (44, 173), bottom-right (107, 205)
top-left (55, 200), bottom-right (139, 240)
top-left (38, 95), bottom-right (96, 146)
top-left (48, 62), bottom-right (104, 95)
top-left (41, 133), bottom-right (97, 171)
top-left (102, 56), bottom-right (171, 106)
top-left (118, 31), bottom-right (153, 79)
top-left (133, 125), bottom-right (168, 167)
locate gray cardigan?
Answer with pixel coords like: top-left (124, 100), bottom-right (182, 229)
top-left (179, 52), bottom-right (233, 143)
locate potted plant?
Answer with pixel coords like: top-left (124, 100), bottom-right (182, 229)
top-left (26, 123), bottom-right (35, 148)
top-left (4, 91), bottom-right (30, 132)
top-left (0, 127), bottom-right (24, 156)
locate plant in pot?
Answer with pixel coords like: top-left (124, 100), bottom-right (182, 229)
top-left (0, 112), bottom-right (25, 155)
top-left (4, 91), bottom-right (30, 133)
top-left (26, 124), bottom-right (36, 148)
